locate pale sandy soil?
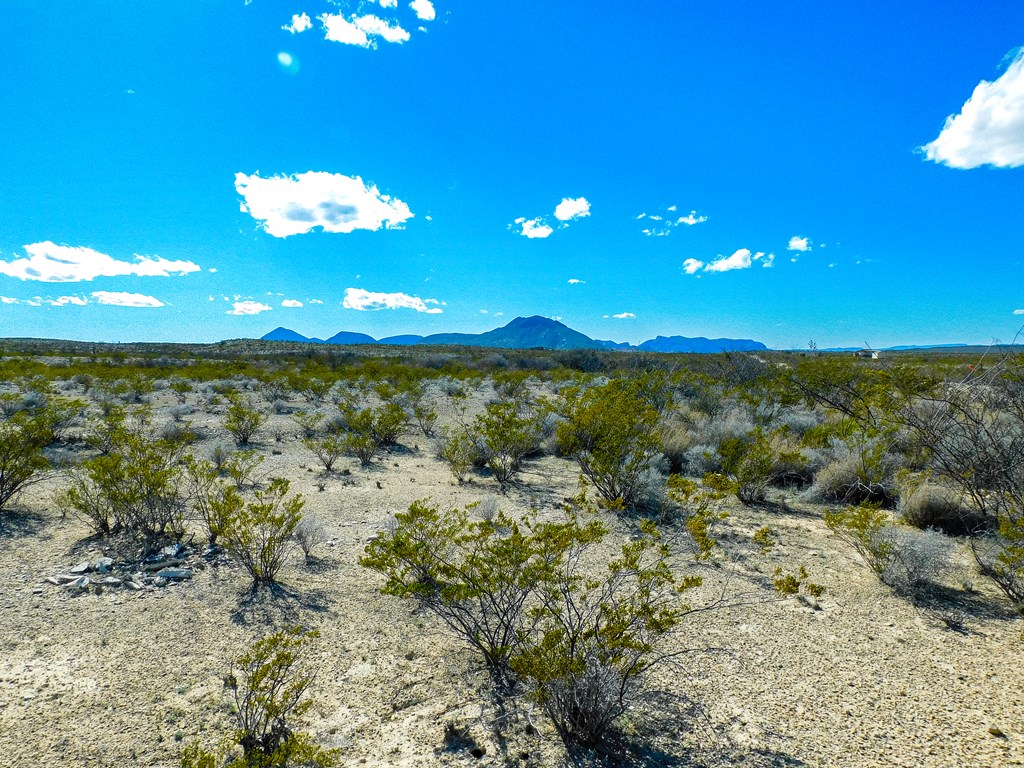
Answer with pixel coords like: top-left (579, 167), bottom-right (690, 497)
top-left (0, 384), bottom-right (1021, 768)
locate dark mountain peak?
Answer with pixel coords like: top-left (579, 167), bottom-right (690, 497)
top-left (504, 315), bottom-right (568, 330)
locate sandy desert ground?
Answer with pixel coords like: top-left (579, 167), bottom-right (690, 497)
top-left (0, 381), bottom-right (1021, 768)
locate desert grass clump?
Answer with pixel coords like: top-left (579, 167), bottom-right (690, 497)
top-left (293, 514), bottom-right (328, 563)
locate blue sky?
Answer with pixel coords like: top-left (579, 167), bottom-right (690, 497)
top-left (1, 1), bottom-right (1022, 349)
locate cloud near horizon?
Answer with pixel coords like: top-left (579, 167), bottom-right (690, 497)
top-left (0, 241), bottom-right (200, 282)
top-left (343, 287), bottom-right (443, 313)
top-left (227, 300), bottom-right (272, 315)
top-left (921, 49), bottom-right (1024, 169)
top-left (235, 171), bottom-right (413, 238)
top-left (92, 291), bottom-right (165, 307)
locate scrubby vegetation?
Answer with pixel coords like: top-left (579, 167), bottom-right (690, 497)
top-left (1, 337), bottom-right (1023, 766)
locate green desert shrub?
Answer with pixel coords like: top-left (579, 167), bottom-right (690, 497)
top-left (224, 396), bottom-right (266, 447)
top-left (362, 493), bottom-right (696, 748)
top-left (471, 399), bottom-right (545, 486)
top-left (181, 627), bottom-right (338, 768)
top-left (0, 412), bottom-right (52, 513)
top-left (556, 379), bottom-right (661, 507)
top-left (710, 427), bottom-right (806, 505)
top-left (214, 478), bottom-right (304, 586)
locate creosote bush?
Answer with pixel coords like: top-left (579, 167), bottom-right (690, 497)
top-left (0, 411), bottom-right (53, 513)
top-left (214, 478), bottom-right (304, 586)
top-left (181, 627), bottom-right (338, 768)
top-left (224, 396), bottom-right (266, 447)
top-left (361, 491), bottom-right (697, 748)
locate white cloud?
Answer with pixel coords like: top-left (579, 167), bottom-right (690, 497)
top-left (282, 13), bottom-right (312, 33)
top-left (479, 309), bottom-right (488, 314)
top-left (342, 287), bottom-right (443, 314)
top-left (92, 291), bottom-right (165, 308)
top-left (677, 211), bottom-right (708, 226)
top-left (760, 253), bottom-right (775, 268)
top-left (319, 13), bottom-right (410, 47)
top-left (682, 258), bottom-right (704, 275)
top-left (567, 278), bottom-right (585, 284)
top-left (308, 298), bottom-right (324, 304)
top-left (1014, 309), bottom-right (1024, 315)
top-left (281, 299), bottom-right (303, 307)
top-left (787, 236), bottom-right (812, 252)
top-left (235, 171), bottom-right (413, 238)
top-left (705, 249), bottom-right (756, 273)
top-left (48, 295), bottom-right (88, 306)
top-left (638, 206), bottom-right (706, 235)
top-left (380, 0), bottom-right (398, 7)
top-left (611, 312), bottom-right (636, 319)
top-left (921, 50), bottom-right (1024, 169)
top-left (0, 296), bottom-right (18, 304)
top-left (227, 300), bottom-right (272, 315)
top-left (554, 196), bottom-right (591, 222)
top-left (0, 241), bottom-right (200, 282)
top-left (494, 311), bottom-right (504, 317)
top-left (410, 0), bottom-right (436, 21)
top-left (514, 217), bottom-right (553, 239)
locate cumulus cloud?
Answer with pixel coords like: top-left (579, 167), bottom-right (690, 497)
top-left (281, 299), bottom-right (303, 307)
top-left (410, 0), bottom-right (436, 21)
top-left (567, 278), bottom-right (585, 284)
top-left (637, 207), bottom-right (706, 236)
top-left (235, 171), bottom-right (412, 238)
top-left (705, 249), bottom-right (756, 273)
top-left (760, 253), bottom-right (775, 268)
top-left (0, 242), bottom-right (200, 282)
top-left (342, 287), bottom-right (443, 314)
top-left (787, 236), bottom-right (812, 252)
top-left (282, 13), bottom-right (311, 33)
top-left (513, 217), bottom-right (554, 239)
top-left (92, 291), bottom-right (165, 308)
top-left (682, 258), bottom-right (704, 275)
top-left (554, 197), bottom-right (591, 222)
top-left (921, 49), bottom-right (1024, 169)
top-left (227, 300), bottom-right (272, 315)
top-left (319, 13), bottom-right (409, 47)
top-left (380, 0), bottom-right (398, 7)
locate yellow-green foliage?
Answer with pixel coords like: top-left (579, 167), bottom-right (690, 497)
top-left (0, 411), bottom-right (53, 512)
top-left (224, 396), bottom-right (266, 446)
top-left (556, 379), bottom-right (661, 507)
top-left (772, 566), bottom-right (825, 599)
top-left (214, 479), bottom-right (304, 586)
top-left (181, 628), bottom-right (338, 768)
top-left (753, 526), bottom-right (776, 554)
top-left (666, 475), bottom-right (727, 560)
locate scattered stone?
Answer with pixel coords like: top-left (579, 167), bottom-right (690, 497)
top-left (96, 577), bottom-right (122, 587)
top-left (142, 558), bottom-right (184, 572)
top-left (987, 725), bottom-right (1006, 738)
top-left (69, 561), bottom-right (91, 575)
top-left (155, 568), bottom-right (192, 581)
top-left (93, 557), bottom-right (113, 573)
top-left (66, 576), bottom-right (90, 591)
top-left (50, 574), bottom-right (81, 585)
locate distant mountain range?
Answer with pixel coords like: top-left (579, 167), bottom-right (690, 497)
top-left (261, 316), bottom-right (769, 353)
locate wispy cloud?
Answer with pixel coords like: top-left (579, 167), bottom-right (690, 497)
top-left (787, 235), bottom-right (812, 252)
top-left (682, 258), bottom-right (703, 275)
top-left (513, 217), bottom-right (553, 239)
top-left (567, 278), bottom-right (585, 284)
top-left (637, 206), bottom-right (707, 236)
top-left (0, 242), bottom-right (200, 282)
top-left (1014, 309), bottom-right (1024, 316)
top-left (227, 300), bottom-right (272, 315)
top-left (610, 312), bottom-right (636, 319)
top-left (921, 49), bottom-right (1024, 169)
top-left (281, 299), bottom-right (303, 307)
top-left (0, 294), bottom-right (88, 307)
top-left (235, 171), bottom-right (412, 238)
top-left (92, 291), bottom-right (165, 308)
top-left (554, 197), bottom-right (591, 222)
top-left (343, 287), bottom-right (442, 313)
top-left (282, 13), bottom-right (311, 34)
